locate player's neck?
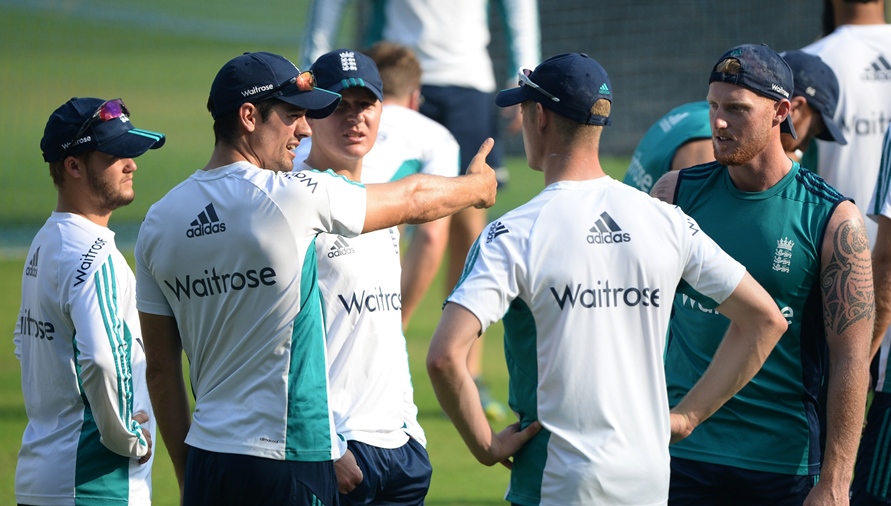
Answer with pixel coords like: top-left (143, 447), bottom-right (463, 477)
top-left (834, 3), bottom-right (886, 26)
top-left (540, 136), bottom-right (607, 186)
top-left (541, 148), bottom-right (607, 186)
top-left (56, 191), bottom-right (111, 227)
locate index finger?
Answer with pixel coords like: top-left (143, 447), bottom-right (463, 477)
top-left (132, 411), bottom-right (149, 424)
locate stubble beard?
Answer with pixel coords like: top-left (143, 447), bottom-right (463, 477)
top-left (86, 164), bottom-right (134, 211)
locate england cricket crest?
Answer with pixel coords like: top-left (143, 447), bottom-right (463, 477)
top-left (772, 237), bottom-right (794, 273)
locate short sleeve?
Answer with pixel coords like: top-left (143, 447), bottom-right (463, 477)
top-left (447, 220), bottom-right (525, 332)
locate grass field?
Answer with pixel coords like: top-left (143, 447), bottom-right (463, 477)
top-left (1, 2), bottom-right (632, 503)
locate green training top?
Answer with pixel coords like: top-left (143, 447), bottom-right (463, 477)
top-left (667, 161), bottom-right (847, 476)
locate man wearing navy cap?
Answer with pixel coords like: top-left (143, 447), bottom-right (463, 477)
top-left (135, 51), bottom-right (497, 505)
top-left (651, 43), bottom-right (873, 505)
top-left (427, 52), bottom-right (787, 505)
top-left (15, 97), bottom-right (165, 505)
top-left (297, 48), bottom-right (433, 505)
top-left (780, 50), bottom-right (848, 162)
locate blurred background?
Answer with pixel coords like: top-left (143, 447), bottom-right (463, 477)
top-left (2, 0), bottom-right (868, 235)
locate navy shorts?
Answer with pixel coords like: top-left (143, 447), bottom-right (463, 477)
top-left (183, 445), bottom-right (337, 506)
top-left (419, 84), bottom-right (504, 172)
top-left (342, 438), bottom-right (432, 506)
top-left (669, 456), bottom-right (817, 505)
top-left (852, 390), bottom-right (891, 505)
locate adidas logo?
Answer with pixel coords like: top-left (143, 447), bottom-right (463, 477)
top-left (186, 203), bottom-right (226, 238)
top-left (486, 221), bottom-right (509, 243)
top-left (587, 212), bottom-right (630, 244)
top-left (25, 247), bottom-right (39, 278)
top-left (599, 83), bottom-right (611, 95)
top-left (863, 55), bottom-right (891, 81)
top-left (328, 236), bottom-right (356, 258)
top-left (658, 112), bottom-right (690, 133)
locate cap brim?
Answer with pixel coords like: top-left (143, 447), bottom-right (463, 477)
top-left (98, 128), bottom-right (166, 159)
top-left (325, 80), bottom-right (384, 103)
top-left (780, 115), bottom-right (798, 140)
top-left (279, 88), bottom-right (342, 119)
top-left (816, 111), bottom-right (847, 145)
top-left (495, 87), bottom-right (529, 108)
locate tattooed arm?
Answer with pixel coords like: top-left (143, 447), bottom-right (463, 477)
top-left (806, 201), bottom-right (874, 506)
top-left (650, 170), bottom-right (679, 204)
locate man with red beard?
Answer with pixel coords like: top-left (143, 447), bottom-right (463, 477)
top-left (651, 43), bottom-right (874, 505)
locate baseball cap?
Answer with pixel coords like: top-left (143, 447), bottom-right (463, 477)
top-left (495, 52), bottom-right (613, 126)
top-left (709, 43), bottom-right (797, 139)
top-left (310, 49), bottom-right (384, 101)
top-left (41, 97), bottom-right (166, 163)
top-left (208, 52), bottom-right (341, 120)
top-left (780, 50), bottom-right (847, 145)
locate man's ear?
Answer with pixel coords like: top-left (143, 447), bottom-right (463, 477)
top-left (787, 95), bottom-right (809, 121)
top-left (774, 98), bottom-right (794, 130)
top-left (239, 102), bottom-right (259, 133)
top-left (63, 154), bottom-right (86, 180)
top-left (535, 102), bottom-right (549, 134)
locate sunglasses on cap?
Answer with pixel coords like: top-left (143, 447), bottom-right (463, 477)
top-left (518, 69), bottom-right (560, 103)
top-left (271, 70), bottom-right (317, 95)
top-left (63, 98), bottom-right (129, 157)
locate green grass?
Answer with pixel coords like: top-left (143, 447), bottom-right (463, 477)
top-left (0, 2), bottom-right (631, 504)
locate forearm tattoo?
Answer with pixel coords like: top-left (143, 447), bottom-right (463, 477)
top-left (821, 219), bottom-right (875, 336)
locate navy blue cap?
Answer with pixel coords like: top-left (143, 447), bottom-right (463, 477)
top-left (709, 43), bottom-right (797, 139)
top-left (41, 97), bottom-right (166, 163)
top-left (780, 50), bottom-right (847, 145)
top-left (495, 53), bottom-right (613, 126)
top-left (208, 52), bottom-right (341, 120)
top-left (310, 49), bottom-right (384, 101)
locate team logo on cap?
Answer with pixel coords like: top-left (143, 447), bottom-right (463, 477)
top-left (340, 51), bottom-right (357, 72)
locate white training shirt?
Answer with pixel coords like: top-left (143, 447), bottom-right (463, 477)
top-left (293, 104), bottom-right (460, 181)
top-left (802, 24), bottom-right (891, 245)
top-left (15, 212), bottom-right (154, 506)
top-left (297, 160), bottom-right (426, 451)
top-left (448, 178), bottom-right (745, 506)
top-left (315, 220), bottom-right (426, 449)
top-left (135, 161), bottom-right (366, 462)
top-left (300, 0), bottom-right (540, 92)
